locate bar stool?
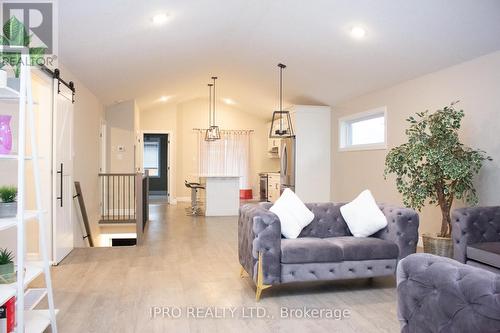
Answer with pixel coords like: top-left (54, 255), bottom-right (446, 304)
top-left (184, 180), bottom-right (205, 216)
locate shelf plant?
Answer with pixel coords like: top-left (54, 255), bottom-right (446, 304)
top-left (0, 248), bottom-right (14, 283)
top-left (0, 186), bottom-right (17, 218)
top-left (385, 102), bottom-right (491, 255)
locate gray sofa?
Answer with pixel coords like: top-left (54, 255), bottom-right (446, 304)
top-left (238, 202), bottom-right (419, 300)
top-left (452, 206), bottom-right (500, 273)
top-left (397, 253), bottom-right (500, 332)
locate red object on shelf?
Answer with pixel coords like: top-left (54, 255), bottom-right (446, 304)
top-left (0, 297), bottom-right (15, 333)
top-left (240, 189), bottom-right (253, 200)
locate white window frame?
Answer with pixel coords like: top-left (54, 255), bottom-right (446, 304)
top-left (338, 107), bottom-right (387, 152)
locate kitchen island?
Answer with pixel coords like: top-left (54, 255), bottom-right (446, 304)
top-left (199, 176), bottom-right (240, 216)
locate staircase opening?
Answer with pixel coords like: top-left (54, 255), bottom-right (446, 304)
top-left (111, 238), bottom-right (137, 246)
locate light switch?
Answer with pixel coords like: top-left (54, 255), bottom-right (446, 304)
top-left (117, 145), bottom-right (125, 152)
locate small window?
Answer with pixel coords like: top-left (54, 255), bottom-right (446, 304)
top-left (143, 140), bottom-right (160, 176)
top-left (339, 107), bottom-right (387, 151)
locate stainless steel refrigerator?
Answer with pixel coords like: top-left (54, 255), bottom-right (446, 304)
top-left (280, 137), bottom-right (296, 193)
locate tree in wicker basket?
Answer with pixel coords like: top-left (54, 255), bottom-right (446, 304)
top-left (384, 102), bottom-right (491, 256)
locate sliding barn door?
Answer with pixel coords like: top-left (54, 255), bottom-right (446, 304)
top-left (52, 82), bottom-right (74, 264)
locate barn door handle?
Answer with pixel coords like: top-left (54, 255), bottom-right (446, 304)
top-left (57, 163), bottom-right (63, 207)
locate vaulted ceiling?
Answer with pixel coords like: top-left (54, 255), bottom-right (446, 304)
top-left (59, 0), bottom-right (500, 116)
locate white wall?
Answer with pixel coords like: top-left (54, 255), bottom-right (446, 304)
top-left (140, 98), bottom-right (279, 201)
top-left (332, 50), bottom-right (500, 236)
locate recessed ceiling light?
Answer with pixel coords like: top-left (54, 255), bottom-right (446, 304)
top-left (152, 13), bottom-right (169, 25)
top-left (159, 96), bottom-right (170, 102)
top-left (223, 98), bottom-right (235, 105)
top-left (350, 26), bottom-right (366, 39)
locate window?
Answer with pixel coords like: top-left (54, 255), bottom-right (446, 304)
top-left (143, 139), bottom-right (160, 176)
top-left (339, 107), bottom-right (387, 151)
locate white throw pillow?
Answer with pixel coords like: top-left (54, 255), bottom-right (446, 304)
top-left (340, 190), bottom-right (387, 237)
top-left (270, 188), bottom-right (314, 239)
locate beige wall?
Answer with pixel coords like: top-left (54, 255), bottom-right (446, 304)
top-left (0, 65), bottom-right (104, 251)
top-left (332, 50), bottom-right (500, 237)
top-left (140, 98), bottom-right (279, 200)
top-left (105, 100), bottom-right (136, 173)
top-left (61, 65), bottom-right (105, 246)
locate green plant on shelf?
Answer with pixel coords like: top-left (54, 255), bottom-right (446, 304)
top-left (0, 248), bottom-right (14, 265)
top-left (0, 16), bottom-right (46, 77)
top-left (0, 186), bottom-right (17, 203)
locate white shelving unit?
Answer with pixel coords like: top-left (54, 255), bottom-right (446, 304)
top-left (0, 53), bottom-right (58, 332)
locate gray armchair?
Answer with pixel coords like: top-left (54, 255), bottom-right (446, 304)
top-left (238, 202), bottom-right (419, 300)
top-left (452, 206), bottom-right (500, 273)
top-left (397, 253), bottom-right (500, 332)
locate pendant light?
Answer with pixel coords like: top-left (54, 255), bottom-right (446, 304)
top-left (269, 63), bottom-right (294, 138)
top-left (204, 83), bottom-right (215, 141)
top-left (205, 76), bottom-right (221, 141)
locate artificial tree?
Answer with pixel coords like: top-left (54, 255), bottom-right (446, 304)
top-left (385, 102), bottom-right (491, 238)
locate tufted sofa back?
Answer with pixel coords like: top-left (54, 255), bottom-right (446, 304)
top-left (258, 202), bottom-right (352, 238)
top-left (397, 253), bottom-right (500, 332)
top-left (452, 206), bottom-right (500, 263)
top-left (301, 203), bottom-right (352, 237)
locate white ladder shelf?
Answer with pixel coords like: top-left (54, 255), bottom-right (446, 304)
top-left (0, 53), bottom-right (58, 332)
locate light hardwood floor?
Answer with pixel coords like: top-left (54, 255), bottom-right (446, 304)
top-left (36, 202), bottom-right (400, 333)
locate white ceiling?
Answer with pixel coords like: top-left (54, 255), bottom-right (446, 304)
top-left (59, 0), bottom-right (500, 115)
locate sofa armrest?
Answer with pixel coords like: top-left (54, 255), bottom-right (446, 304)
top-left (373, 205), bottom-right (419, 260)
top-left (397, 253), bottom-right (500, 333)
top-left (238, 203), bottom-right (282, 285)
top-left (452, 206), bottom-right (500, 263)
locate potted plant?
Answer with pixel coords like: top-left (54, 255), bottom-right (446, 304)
top-left (385, 102), bottom-right (491, 257)
top-left (0, 186), bottom-right (17, 218)
top-left (0, 16), bottom-right (46, 84)
top-left (0, 248), bottom-right (15, 284)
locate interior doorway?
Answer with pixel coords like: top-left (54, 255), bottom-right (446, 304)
top-left (143, 133), bottom-right (169, 202)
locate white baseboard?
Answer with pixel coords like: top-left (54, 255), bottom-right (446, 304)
top-left (169, 198), bottom-right (178, 205)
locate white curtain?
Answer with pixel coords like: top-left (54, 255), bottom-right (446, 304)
top-left (197, 130), bottom-right (251, 189)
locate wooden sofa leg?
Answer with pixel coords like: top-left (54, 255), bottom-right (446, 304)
top-left (255, 252), bottom-right (271, 301)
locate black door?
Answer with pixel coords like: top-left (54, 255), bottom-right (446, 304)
top-left (143, 134), bottom-right (168, 196)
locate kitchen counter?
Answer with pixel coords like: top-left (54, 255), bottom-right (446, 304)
top-left (199, 176), bottom-right (240, 216)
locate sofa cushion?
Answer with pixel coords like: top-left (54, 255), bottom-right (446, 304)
top-left (270, 188), bottom-right (314, 239)
top-left (340, 190), bottom-right (388, 237)
top-left (281, 237), bottom-right (343, 264)
top-left (467, 242), bottom-right (500, 269)
top-left (280, 236), bottom-right (399, 264)
top-left (326, 236), bottom-right (399, 261)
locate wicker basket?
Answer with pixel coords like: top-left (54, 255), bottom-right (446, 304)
top-left (422, 233), bottom-right (453, 258)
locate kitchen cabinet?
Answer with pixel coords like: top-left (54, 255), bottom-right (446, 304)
top-left (267, 173), bottom-right (280, 203)
top-left (289, 105), bottom-right (331, 202)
